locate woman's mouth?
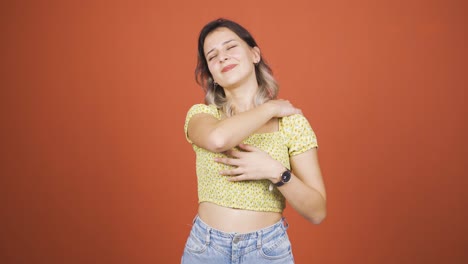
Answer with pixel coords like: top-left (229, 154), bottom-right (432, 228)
top-left (222, 64), bottom-right (237, 73)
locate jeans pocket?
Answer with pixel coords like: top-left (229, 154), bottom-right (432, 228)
top-left (184, 231), bottom-right (208, 254)
top-left (258, 233), bottom-right (293, 260)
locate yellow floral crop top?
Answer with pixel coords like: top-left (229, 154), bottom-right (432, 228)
top-left (184, 104), bottom-right (318, 213)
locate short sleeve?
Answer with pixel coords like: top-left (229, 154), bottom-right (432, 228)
top-left (184, 104), bottom-right (219, 144)
top-left (282, 114), bottom-right (318, 156)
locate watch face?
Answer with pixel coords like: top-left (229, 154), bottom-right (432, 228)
top-left (282, 170), bottom-right (291, 182)
top-left (275, 169), bottom-right (291, 187)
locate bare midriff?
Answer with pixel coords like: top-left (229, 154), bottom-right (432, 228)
top-left (198, 202), bottom-right (282, 233)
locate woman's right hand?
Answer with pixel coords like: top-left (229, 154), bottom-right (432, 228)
top-left (267, 99), bottom-right (302, 117)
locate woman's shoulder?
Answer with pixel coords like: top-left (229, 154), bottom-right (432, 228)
top-left (186, 103), bottom-right (220, 118)
top-left (280, 113), bottom-right (315, 135)
top-left (281, 113), bottom-right (310, 125)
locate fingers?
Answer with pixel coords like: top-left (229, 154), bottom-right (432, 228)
top-left (227, 175), bottom-right (249, 182)
top-left (237, 143), bottom-right (258, 152)
top-left (271, 99), bottom-right (302, 117)
top-left (219, 167), bottom-right (243, 176)
top-left (223, 149), bottom-right (243, 158)
top-left (214, 157), bottom-right (240, 166)
top-left (223, 145), bottom-right (259, 157)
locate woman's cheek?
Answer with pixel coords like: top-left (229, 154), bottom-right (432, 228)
top-left (208, 64), bottom-right (218, 76)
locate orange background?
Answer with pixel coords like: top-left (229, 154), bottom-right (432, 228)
top-left (2, 0), bottom-right (467, 263)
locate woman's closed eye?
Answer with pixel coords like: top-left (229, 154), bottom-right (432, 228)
top-left (208, 54), bottom-right (217, 61)
top-left (227, 45), bottom-right (237, 50)
top-left (207, 45), bottom-right (237, 61)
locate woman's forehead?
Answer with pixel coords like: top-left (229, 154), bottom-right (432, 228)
top-left (204, 28), bottom-right (240, 50)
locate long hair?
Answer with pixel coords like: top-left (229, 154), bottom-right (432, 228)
top-left (195, 18), bottom-right (279, 117)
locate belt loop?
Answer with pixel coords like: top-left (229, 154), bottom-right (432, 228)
top-left (282, 217), bottom-right (289, 230)
top-left (205, 227), bottom-right (211, 246)
top-left (256, 230), bottom-right (262, 249)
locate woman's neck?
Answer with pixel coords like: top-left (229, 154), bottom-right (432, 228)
top-left (224, 79), bottom-right (258, 113)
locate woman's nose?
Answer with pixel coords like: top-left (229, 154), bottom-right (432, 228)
top-left (219, 51), bottom-right (229, 62)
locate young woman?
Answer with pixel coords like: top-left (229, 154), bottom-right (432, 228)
top-left (182, 18), bottom-right (327, 264)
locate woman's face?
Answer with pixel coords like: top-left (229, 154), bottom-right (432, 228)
top-left (203, 27), bottom-right (260, 89)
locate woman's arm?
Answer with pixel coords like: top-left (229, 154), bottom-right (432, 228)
top-left (187, 100), bottom-right (301, 153)
top-left (215, 145), bottom-right (326, 224)
top-left (278, 148), bottom-right (327, 224)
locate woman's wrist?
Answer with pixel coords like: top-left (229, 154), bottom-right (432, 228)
top-left (269, 162), bottom-right (287, 183)
top-left (262, 101), bottom-right (278, 118)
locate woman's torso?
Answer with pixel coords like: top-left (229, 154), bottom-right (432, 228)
top-left (198, 202), bottom-right (282, 233)
top-left (185, 106), bottom-right (317, 233)
top-left (198, 118), bottom-right (282, 233)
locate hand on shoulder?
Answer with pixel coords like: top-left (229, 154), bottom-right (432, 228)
top-left (266, 99), bottom-right (302, 117)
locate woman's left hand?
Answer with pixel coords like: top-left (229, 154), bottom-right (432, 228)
top-left (214, 144), bottom-right (284, 182)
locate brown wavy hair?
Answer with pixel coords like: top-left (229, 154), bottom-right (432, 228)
top-left (195, 18), bottom-right (279, 117)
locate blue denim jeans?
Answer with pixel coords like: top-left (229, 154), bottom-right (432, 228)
top-left (181, 215), bottom-right (295, 264)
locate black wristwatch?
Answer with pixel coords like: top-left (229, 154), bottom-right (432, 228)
top-left (275, 169), bottom-right (291, 187)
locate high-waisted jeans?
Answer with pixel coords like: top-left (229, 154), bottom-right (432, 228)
top-left (181, 215), bottom-right (295, 264)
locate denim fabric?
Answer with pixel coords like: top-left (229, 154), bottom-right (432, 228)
top-left (181, 215), bottom-right (294, 264)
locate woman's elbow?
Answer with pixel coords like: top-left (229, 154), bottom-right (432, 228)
top-left (204, 130), bottom-right (231, 153)
top-left (307, 206), bottom-right (327, 225)
top-left (310, 212), bottom-right (326, 225)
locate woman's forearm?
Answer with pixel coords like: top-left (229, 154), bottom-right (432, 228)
top-left (208, 103), bottom-right (276, 152)
top-left (278, 174), bottom-right (327, 224)
top-left (189, 100), bottom-right (300, 152)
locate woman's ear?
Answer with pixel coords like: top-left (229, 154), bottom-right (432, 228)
top-left (251, 46), bottom-right (261, 63)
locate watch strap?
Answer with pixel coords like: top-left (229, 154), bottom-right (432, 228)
top-left (274, 169), bottom-right (291, 187)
